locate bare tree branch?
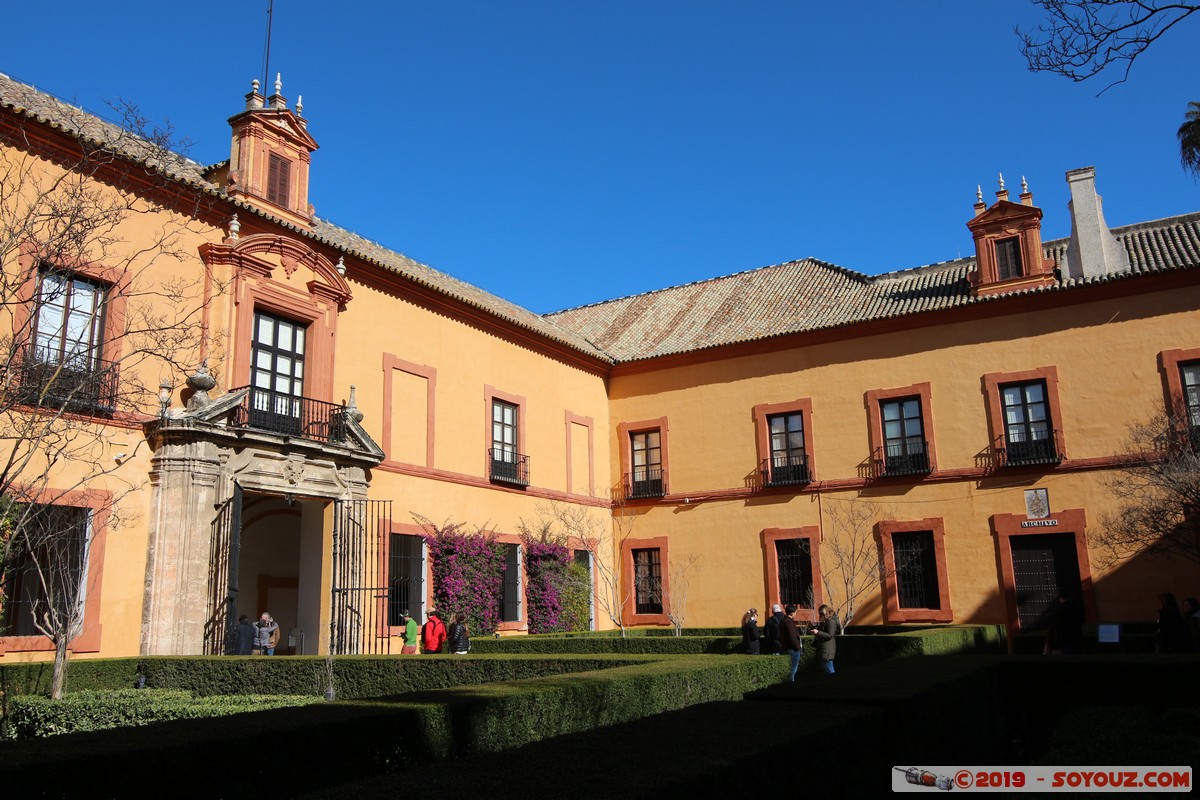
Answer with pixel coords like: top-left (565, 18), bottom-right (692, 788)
top-left (1017, 0), bottom-right (1200, 93)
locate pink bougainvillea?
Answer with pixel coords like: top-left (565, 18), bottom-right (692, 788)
top-left (417, 517), bottom-right (504, 636)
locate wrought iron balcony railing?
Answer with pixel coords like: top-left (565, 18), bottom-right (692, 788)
top-left (873, 439), bottom-right (931, 478)
top-left (11, 343), bottom-right (118, 414)
top-left (760, 454), bottom-right (810, 487)
top-left (624, 468), bottom-right (666, 500)
top-left (997, 430), bottom-right (1062, 467)
top-left (229, 385), bottom-right (348, 443)
top-left (489, 448), bottom-right (530, 486)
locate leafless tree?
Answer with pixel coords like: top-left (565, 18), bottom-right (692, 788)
top-left (0, 95), bottom-right (215, 697)
top-left (1017, 1), bottom-right (1200, 92)
top-left (1094, 406), bottom-right (1200, 566)
top-left (665, 552), bottom-right (701, 637)
top-left (819, 499), bottom-right (889, 628)
top-left (529, 498), bottom-right (634, 637)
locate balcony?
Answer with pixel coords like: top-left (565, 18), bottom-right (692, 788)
top-left (229, 385), bottom-right (347, 444)
top-left (624, 468), bottom-right (666, 500)
top-left (873, 439), bottom-right (931, 478)
top-left (11, 344), bottom-right (118, 414)
top-left (760, 454), bottom-right (810, 488)
top-left (998, 430), bottom-right (1062, 467)
top-left (489, 448), bottom-right (530, 487)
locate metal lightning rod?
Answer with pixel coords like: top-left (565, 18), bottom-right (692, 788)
top-left (261, 0), bottom-right (275, 93)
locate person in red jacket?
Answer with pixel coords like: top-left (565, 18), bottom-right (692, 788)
top-left (421, 609), bottom-right (447, 654)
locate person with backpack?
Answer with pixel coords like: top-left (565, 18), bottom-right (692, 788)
top-left (421, 609), bottom-right (447, 654)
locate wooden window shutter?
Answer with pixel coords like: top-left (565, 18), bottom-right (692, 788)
top-left (995, 237), bottom-right (1023, 280)
top-left (267, 153), bottom-right (290, 207)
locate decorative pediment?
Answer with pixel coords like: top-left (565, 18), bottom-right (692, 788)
top-left (200, 233), bottom-right (352, 306)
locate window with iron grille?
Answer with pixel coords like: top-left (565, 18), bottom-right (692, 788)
top-left (775, 538), bottom-right (814, 609)
top-left (880, 397), bottom-right (928, 474)
top-left (21, 268), bottom-right (115, 412)
top-left (996, 237), bottom-right (1023, 280)
top-left (630, 430), bottom-right (663, 498)
top-left (0, 505), bottom-right (91, 637)
top-left (1182, 362), bottom-right (1200, 430)
top-left (249, 311), bottom-right (306, 435)
top-left (267, 153), bottom-right (291, 207)
top-left (632, 547), bottom-right (663, 614)
top-left (892, 530), bottom-right (940, 610)
top-left (387, 533), bottom-right (424, 627)
top-left (767, 412), bottom-right (807, 484)
top-left (499, 543), bottom-right (521, 622)
top-left (1000, 380), bottom-right (1056, 464)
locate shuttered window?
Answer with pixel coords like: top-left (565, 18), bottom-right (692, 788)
top-left (995, 237), bottom-right (1023, 280)
top-left (267, 153), bottom-right (290, 208)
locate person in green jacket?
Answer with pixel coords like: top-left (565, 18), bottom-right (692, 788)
top-left (401, 610), bottom-right (419, 654)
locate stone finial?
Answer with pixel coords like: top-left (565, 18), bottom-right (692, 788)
top-left (228, 213), bottom-right (240, 240)
top-left (186, 361), bottom-right (218, 410)
top-left (275, 73), bottom-right (283, 95)
top-left (246, 79), bottom-right (265, 110)
top-left (296, 95), bottom-right (303, 117)
top-left (1019, 175), bottom-right (1034, 206)
top-left (345, 385), bottom-right (364, 424)
top-left (998, 172), bottom-right (1005, 191)
top-left (336, 255), bottom-right (346, 276)
top-left (976, 185), bottom-right (983, 203)
top-left (995, 172), bottom-right (1009, 202)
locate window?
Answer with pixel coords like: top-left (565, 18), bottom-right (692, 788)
top-left (995, 237), bottom-right (1023, 280)
top-left (999, 380), bottom-right (1060, 465)
top-left (19, 269), bottom-right (116, 411)
top-left (499, 543), bottom-right (521, 622)
top-left (893, 531), bottom-right (939, 609)
top-left (387, 533), bottom-right (424, 627)
top-left (490, 399), bottom-right (528, 485)
top-left (632, 548), bottom-right (663, 615)
top-left (878, 518), bottom-right (952, 623)
top-left (880, 397), bottom-right (929, 476)
top-left (629, 430), bottom-right (664, 498)
top-left (1182, 362), bottom-right (1200, 432)
top-left (248, 311), bottom-right (306, 435)
top-left (766, 412), bottom-right (809, 485)
top-left (267, 153), bottom-right (291, 208)
top-left (775, 538), bottom-right (815, 608)
top-left (983, 367), bottom-right (1064, 468)
top-left (0, 505), bottom-right (90, 638)
top-left (761, 527), bottom-right (823, 610)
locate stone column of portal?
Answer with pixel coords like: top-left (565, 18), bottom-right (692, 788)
top-left (140, 436), bottom-right (223, 655)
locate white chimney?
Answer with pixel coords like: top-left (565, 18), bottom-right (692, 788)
top-left (1062, 167), bottom-right (1129, 280)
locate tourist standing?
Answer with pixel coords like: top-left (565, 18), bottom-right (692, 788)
top-left (741, 608), bottom-right (761, 655)
top-left (779, 603), bottom-right (804, 681)
top-left (400, 610), bottom-right (419, 654)
top-left (448, 612), bottom-right (471, 654)
top-left (234, 614), bottom-right (255, 655)
top-left (255, 612), bottom-right (279, 656)
top-left (810, 604), bottom-right (840, 674)
top-left (422, 610), bottom-right (447, 654)
top-left (765, 603), bottom-right (785, 655)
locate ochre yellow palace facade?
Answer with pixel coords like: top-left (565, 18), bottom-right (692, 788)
top-left (1, 72), bottom-right (1197, 662)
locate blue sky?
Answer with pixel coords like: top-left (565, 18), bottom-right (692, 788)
top-left (4, 2), bottom-right (1199, 313)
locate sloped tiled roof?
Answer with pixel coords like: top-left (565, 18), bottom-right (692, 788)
top-left (0, 71), bottom-right (611, 364)
top-left (5, 71), bottom-right (1199, 369)
top-left (546, 213), bottom-right (1200, 362)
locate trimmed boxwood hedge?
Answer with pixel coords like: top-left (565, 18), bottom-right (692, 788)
top-left (0, 654), bottom-right (785, 797)
top-left (3, 689), bottom-right (318, 739)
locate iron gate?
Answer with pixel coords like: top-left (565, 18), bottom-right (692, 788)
top-left (331, 499), bottom-right (393, 655)
top-left (204, 481), bottom-right (243, 654)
